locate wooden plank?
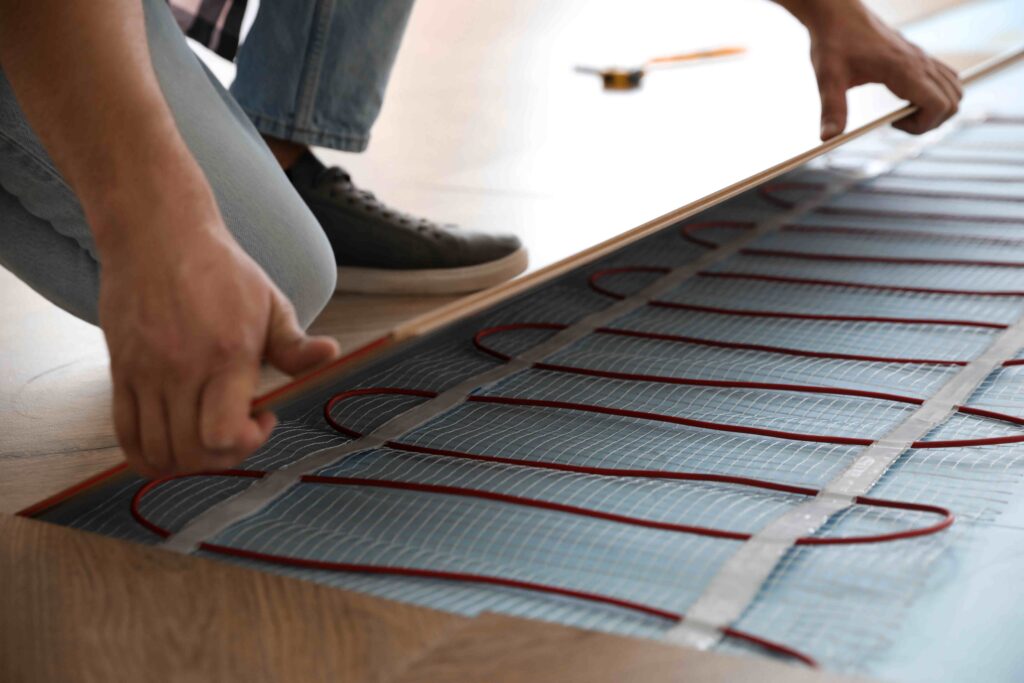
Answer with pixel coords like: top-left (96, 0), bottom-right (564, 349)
top-left (390, 613), bottom-right (858, 683)
top-left (0, 448), bottom-right (121, 516)
top-left (252, 46), bottom-right (1024, 412)
top-left (0, 513), bottom-right (466, 683)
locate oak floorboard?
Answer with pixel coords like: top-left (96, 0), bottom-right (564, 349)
top-left (0, 513), bottom-right (467, 683)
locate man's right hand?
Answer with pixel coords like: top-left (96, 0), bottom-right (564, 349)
top-left (97, 176), bottom-right (338, 479)
top-left (0, 0), bottom-right (338, 478)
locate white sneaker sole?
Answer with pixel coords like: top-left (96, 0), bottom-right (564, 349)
top-left (335, 247), bottom-right (529, 295)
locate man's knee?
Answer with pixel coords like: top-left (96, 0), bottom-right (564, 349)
top-left (215, 167), bottom-right (336, 330)
top-left (259, 206), bottom-right (336, 330)
top-left (287, 217), bottom-right (336, 329)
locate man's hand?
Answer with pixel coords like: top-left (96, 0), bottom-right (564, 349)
top-left (0, 0), bottom-right (338, 478)
top-left (98, 177), bottom-right (338, 478)
top-left (777, 0), bottom-right (962, 140)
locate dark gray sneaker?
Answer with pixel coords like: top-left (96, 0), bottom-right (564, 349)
top-left (286, 151), bottom-right (528, 295)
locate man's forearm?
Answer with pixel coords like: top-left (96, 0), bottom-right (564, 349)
top-left (0, 0), bottom-right (213, 251)
top-left (771, 0), bottom-right (868, 31)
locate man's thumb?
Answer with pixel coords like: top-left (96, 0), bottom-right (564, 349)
top-left (265, 296), bottom-right (340, 376)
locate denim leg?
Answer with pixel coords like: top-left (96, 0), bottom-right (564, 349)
top-left (0, 173), bottom-right (101, 323)
top-left (230, 0), bottom-right (416, 151)
top-left (0, 0), bottom-right (336, 328)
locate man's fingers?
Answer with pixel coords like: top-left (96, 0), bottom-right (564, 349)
top-left (885, 62), bottom-right (955, 134)
top-left (167, 380), bottom-right (209, 473)
top-left (935, 61), bottom-right (964, 99)
top-left (113, 381), bottom-right (140, 459)
top-left (816, 61), bottom-right (849, 140)
top-left (255, 410), bottom-right (278, 434)
top-left (138, 393), bottom-right (173, 476)
top-left (201, 408), bottom-right (276, 471)
top-left (265, 294), bottom-right (340, 376)
top-left (891, 82), bottom-right (949, 134)
top-left (198, 365), bottom-right (268, 460)
top-left (174, 378), bottom-right (266, 473)
top-left (131, 369), bottom-right (273, 476)
top-left (113, 381), bottom-right (156, 477)
top-left (927, 64), bottom-right (961, 118)
top-left (934, 64), bottom-right (964, 110)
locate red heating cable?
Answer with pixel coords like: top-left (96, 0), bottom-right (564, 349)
top-left (909, 154), bottom-right (1024, 168)
top-left (780, 223), bottom-right (1024, 249)
top-left (474, 324), bottom-right (942, 402)
top-left (470, 332), bottom-right (1024, 448)
top-left (760, 181), bottom-right (1024, 224)
top-left (128, 357), bottom-right (981, 670)
top-left (591, 265), bottom-right (1015, 326)
top-left (839, 183), bottom-right (1024, 204)
top-left (261, 293), bottom-right (1014, 660)
top-left (127, 138), bottom-right (1024, 668)
top-left (682, 219), bottom-right (1024, 272)
top-left (887, 172), bottom-right (1024, 183)
top-left (984, 116), bottom-right (1024, 125)
top-left (675, 220), bottom-right (1024, 297)
top-left (127, 227), bottom-right (1012, 665)
top-left (319, 386), bottom-right (954, 541)
top-left (582, 263), bottom-right (1024, 446)
top-left (506, 252), bottom-right (1024, 378)
top-left (129, 472), bottom-right (817, 667)
top-left (700, 270), bottom-right (1024, 298)
top-left (585, 269), bottom-right (1000, 366)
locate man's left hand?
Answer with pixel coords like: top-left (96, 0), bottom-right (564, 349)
top-left (786, 0), bottom-right (963, 140)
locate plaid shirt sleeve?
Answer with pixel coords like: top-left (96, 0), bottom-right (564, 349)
top-left (168, 0), bottom-right (249, 60)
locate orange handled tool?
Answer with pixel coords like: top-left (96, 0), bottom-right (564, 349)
top-left (575, 45), bottom-right (746, 90)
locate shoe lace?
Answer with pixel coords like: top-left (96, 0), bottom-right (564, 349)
top-left (316, 166), bottom-right (446, 237)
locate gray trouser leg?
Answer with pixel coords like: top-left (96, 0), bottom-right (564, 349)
top-left (0, 0), bottom-right (336, 328)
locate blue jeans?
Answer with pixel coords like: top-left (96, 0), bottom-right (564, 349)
top-left (0, 0), bottom-right (375, 326)
top-left (231, 0), bottom-right (416, 152)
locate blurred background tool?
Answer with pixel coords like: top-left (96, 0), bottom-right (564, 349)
top-left (575, 46), bottom-right (747, 90)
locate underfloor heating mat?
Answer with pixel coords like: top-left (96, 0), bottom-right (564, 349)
top-left (24, 57), bottom-right (1024, 682)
